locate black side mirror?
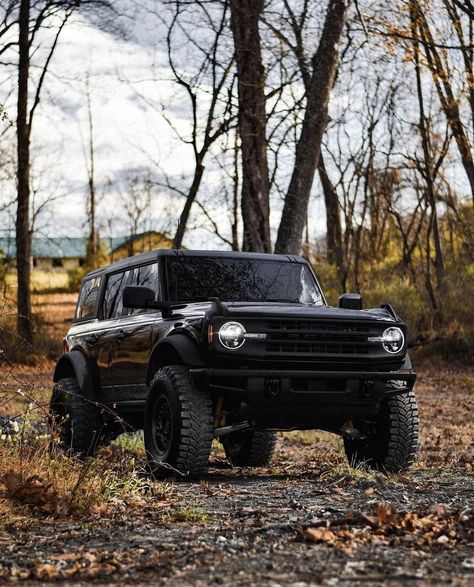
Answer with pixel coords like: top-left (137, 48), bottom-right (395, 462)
top-left (339, 293), bottom-right (362, 310)
top-left (123, 285), bottom-right (157, 309)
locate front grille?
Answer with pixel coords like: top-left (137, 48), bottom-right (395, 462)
top-left (264, 320), bottom-right (374, 357)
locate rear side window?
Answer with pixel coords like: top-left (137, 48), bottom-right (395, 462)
top-left (75, 276), bottom-right (101, 320)
top-left (102, 270), bottom-right (131, 320)
top-left (132, 263), bottom-right (159, 290)
top-left (128, 263), bottom-right (159, 315)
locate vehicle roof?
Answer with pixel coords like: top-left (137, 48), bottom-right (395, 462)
top-left (84, 249), bottom-right (307, 280)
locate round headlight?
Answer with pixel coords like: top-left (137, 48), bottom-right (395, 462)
top-left (218, 321), bottom-right (246, 349)
top-left (382, 327), bottom-right (404, 354)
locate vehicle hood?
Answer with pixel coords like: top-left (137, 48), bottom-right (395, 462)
top-left (214, 302), bottom-right (399, 323)
top-left (179, 302), bottom-right (397, 323)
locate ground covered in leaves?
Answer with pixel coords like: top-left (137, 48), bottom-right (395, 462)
top-left (0, 360), bottom-right (472, 585)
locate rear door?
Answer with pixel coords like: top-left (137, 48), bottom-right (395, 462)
top-left (110, 262), bottom-right (160, 402)
top-left (92, 269), bottom-right (132, 401)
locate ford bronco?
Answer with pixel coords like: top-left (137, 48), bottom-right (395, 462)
top-left (50, 250), bottom-right (419, 477)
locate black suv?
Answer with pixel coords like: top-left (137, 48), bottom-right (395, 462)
top-left (50, 250), bottom-right (419, 477)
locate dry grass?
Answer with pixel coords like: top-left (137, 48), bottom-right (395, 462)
top-left (0, 444), bottom-right (151, 523)
top-left (0, 293), bottom-right (472, 527)
top-left (5, 270), bottom-right (70, 292)
top-left (0, 359), bottom-right (471, 526)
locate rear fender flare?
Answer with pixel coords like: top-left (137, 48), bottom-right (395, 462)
top-left (53, 350), bottom-right (99, 402)
top-left (146, 334), bottom-right (205, 385)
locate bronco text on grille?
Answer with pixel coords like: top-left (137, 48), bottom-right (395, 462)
top-left (265, 319), bottom-right (372, 356)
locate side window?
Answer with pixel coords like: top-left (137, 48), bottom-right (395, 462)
top-left (102, 271), bottom-right (129, 320)
top-left (129, 263), bottom-right (159, 315)
top-left (135, 263), bottom-right (159, 290)
top-left (76, 276), bottom-right (101, 320)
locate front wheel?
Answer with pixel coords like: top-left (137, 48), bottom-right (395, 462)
top-left (144, 366), bottom-right (213, 479)
top-left (344, 390), bottom-right (419, 473)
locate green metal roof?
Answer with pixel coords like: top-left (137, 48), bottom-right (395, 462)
top-left (0, 237), bottom-right (89, 259)
top-left (0, 235), bottom-right (149, 260)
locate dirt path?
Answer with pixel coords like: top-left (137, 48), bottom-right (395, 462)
top-left (1, 468), bottom-right (473, 585)
top-left (0, 363), bottom-right (472, 585)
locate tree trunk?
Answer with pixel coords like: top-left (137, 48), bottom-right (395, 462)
top-left (16, 0), bottom-right (33, 344)
top-left (229, 0), bottom-right (271, 252)
top-left (173, 160), bottom-right (205, 249)
top-left (275, 0), bottom-right (348, 254)
top-left (318, 155), bottom-right (346, 289)
top-left (231, 131), bottom-right (240, 251)
top-left (86, 76), bottom-right (98, 266)
top-left (411, 3), bottom-right (445, 297)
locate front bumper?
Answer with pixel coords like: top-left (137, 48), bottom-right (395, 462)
top-left (191, 368), bottom-right (416, 427)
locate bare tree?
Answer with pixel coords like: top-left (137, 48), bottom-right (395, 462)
top-left (275, 0), bottom-right (349, 254)
top-left (406, 0), bottom-right (474, 204)
top-left (120, 173), bottom-right (153, 257)
top-left (262, 0), bottom-right (348, 278)
top-left (83, 73), bottom-right (98, 266)
top-left (0, 0), bottom-right (114, 343)
top-left (134, 0), bottom-right (235, 250)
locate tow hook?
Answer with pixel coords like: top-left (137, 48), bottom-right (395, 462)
top-left (340, 425), bottom-right (362, 440)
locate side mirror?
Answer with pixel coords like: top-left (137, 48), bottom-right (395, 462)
top-left (123, 285), bottom-right (157, 309)
top-left (339, 293), bottom-right (362, 310)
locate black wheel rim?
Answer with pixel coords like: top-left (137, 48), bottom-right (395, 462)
top-left (152, 395), bottom-right (173, 456)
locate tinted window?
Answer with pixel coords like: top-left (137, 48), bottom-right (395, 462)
top-left (76, 276), bottom-right (101, 320)
top-left (129, 263), bottom-right (159, 315)
top-left (165, 258), bottom-right (324, 305)
top-left (133, 263), bottom-right (159, 290)
top-left (103, 271), bottom-right (128, 320)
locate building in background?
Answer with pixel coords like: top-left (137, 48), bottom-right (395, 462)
top-left (0, 231), bottom-right (174, 270)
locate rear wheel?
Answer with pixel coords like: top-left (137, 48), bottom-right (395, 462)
top-left (223, 430), bottom-right (277, 467)
top-left (49, 377), bottom-right (102, 458)
top-left (144, 366), bottom-right (213, 479)
top-left (344, 390), bottom-right (419, 473)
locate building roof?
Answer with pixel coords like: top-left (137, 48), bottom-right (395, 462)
top-left (0, 233), bottom-right (162, 260)
top-left (0, 237), bottom-right (89, 259)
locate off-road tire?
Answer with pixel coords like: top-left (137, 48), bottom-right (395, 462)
top-left (223, 430), bottom-right (277, 467)
top-left (344, 390), bottom-right (419, 473)
top-left (144, 366), bottom-right (213, 479)
top-left (49, 377), bottom-right (102, 458)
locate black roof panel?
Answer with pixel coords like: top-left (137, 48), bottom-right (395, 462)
top-left (84, 249), bottom-right (304, 279)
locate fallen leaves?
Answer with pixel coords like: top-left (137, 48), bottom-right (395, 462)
top-left (302, 502), bottom-right (472, 554)
top-left (305, 527), bottom-right (337, 545)
top-left (31, 548), bottom-right (176, 582)
top-left (2, 470), bottom-right (68, 515)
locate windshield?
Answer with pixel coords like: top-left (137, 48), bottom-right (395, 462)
top-left (165, 257), bottom-right (325, 305)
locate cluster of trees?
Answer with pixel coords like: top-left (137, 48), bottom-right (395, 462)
top-left (1, 0), bottom-right (473, 347)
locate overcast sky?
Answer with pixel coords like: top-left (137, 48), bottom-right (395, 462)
top-left (0, 6), bottom-right (330, 250)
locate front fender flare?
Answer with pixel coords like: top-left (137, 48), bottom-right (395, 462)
top-left (53, 350), bottom-right (99, 401)
top-left (146, 334), bottom-right (205, 385)
top-left (401, 352), bottom-right (413, 371)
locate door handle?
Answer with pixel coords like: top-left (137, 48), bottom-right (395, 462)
top-left (84, 334), bottom-right (99, 345)
top-left (113, 330), bottom-right (127, 341)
